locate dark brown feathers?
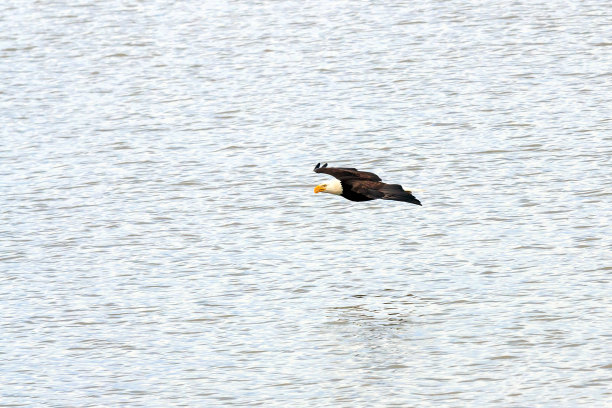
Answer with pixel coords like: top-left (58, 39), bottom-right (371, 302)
top-left (313, 163), bottom-right (422, 206)
top-left (313, 162), bottom-right (382, 182)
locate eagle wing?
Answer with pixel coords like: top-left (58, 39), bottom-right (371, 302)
top-left (349, 180), bottom-right (422, 205)
top-left (313, 163), bottom-right (382, 182)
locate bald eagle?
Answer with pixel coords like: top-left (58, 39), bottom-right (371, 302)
top-left (313, 163), bottom-right (422, 206)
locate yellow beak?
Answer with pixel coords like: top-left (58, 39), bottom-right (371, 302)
top-left (314, 185), bottom-right (325, 194)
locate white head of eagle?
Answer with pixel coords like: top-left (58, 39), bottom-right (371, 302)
top-left (314, 179), bottom-right (343, 195)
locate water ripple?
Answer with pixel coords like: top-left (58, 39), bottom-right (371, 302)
top-left (1, 0), bottom-right (611, 406)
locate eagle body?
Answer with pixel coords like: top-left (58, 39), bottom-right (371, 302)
top-left (338, 179), bottom-right (375, 202)
top-left (313, 163), bottom-right (422, 206)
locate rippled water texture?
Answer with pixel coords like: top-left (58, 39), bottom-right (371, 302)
top-left (1, 1), bottom-right (611, 406)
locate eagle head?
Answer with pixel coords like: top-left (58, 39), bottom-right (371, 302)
top-left (314, 179), bottom-right (342, 195)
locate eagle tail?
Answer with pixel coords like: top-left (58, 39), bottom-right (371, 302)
top-left (381, 185), bottom-right (422, 206)
top-left (388, 193), bottom-right (422, 206)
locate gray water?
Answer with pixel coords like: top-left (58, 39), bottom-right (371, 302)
top-left (1, 1), bottom-right (611, 407)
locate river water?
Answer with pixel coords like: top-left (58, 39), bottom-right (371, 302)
top-left (1, 1), bottom-right (611, 407)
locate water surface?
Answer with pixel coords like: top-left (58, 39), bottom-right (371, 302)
top-left (1, 1), bottom-right (611, 406)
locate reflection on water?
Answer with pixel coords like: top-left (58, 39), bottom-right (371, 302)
top-left (1, 0), bottom-right (611, 406)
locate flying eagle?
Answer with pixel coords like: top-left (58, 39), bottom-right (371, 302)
top-left (313, 163), bottom-right (422, 206)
